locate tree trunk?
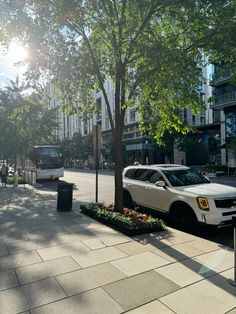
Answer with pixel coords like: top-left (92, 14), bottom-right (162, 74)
top-left (114, 132), bottom-right (123, 212)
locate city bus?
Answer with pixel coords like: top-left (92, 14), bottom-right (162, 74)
top-left (18, 145), bottom-right (64, 180)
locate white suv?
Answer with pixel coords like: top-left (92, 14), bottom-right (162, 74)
top-left (123, 164), bottom-right (236, 227)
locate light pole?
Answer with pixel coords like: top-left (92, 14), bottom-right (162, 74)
top-left (145, 140), bottom-right (149, 165)
top-left (95, 123), bottom-right (99, 203)
top-left (13, 119), bottom-right (18, 187)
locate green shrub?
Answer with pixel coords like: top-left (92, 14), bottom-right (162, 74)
top-left (7, 176), bottom-right (26, 185)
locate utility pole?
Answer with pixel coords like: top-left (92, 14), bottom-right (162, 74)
top-left (95, 123), bottom-right (99, 202)
top-left (13, 120), bottom-right (18, 187)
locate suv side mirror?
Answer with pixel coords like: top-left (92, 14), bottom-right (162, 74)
top-left (155, 180), bottom-right (166, 188)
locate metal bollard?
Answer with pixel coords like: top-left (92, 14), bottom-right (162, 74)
top-left (32, 171), bottom-right (36, 185)
top-left (229, 216), bottom-right (236, 286)
top-left (13, 172), bottom-right (18, 187)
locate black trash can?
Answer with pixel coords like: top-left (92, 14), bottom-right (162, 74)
top-left (57, 183), bottom-right (74, 211)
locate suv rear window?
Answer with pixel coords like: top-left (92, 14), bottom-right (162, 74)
top-left (125, 168), bottom-right (136, 179)
top-left (133, 169), bottom-right (149, 181)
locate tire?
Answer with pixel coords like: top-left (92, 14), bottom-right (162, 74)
top-left (123, 191), bottom-right (133, 209)
top-left (171, 204), bottom-right (197, 230)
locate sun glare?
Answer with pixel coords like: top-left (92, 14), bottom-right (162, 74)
top-left (7, 42), bottom-right (28, 64)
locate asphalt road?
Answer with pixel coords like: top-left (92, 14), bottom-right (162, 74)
top-left (41, 169), bottom-right (235, 249)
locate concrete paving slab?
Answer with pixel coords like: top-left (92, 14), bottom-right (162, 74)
top-left (25, 227), bottom-right (69, 240)
top-left (158, 242), bottom-right (206, 262)
top-left (155, 258), bottom-right (216, 287)
top-left (103, 270), bottom-right (180, 311)
top-left (125, 300), bottom-right (175, 313)
top-left (115, 241), bottom-right (156, 256)
top-left (66, 221), bottom-right (104, 231)
top-left (7, 239), bottom-right (58, 254)
top-left (131, 234), bottom-right (168, 249)
top-left (98, 234), bottom-right (132, 246)
top-left (30, 287), bottom-right (123, 314)
top-left (154, 232), bottom-right (195, 247)
top-left (82, 238), bottom-right (106, 250)
top-left (0, 277), bottom-right (66, 313)
top-left (90, 226), bottom-right (118, 237)
top-left (16, 256), bottom-right (81, 284)
top-left (54, 230), bottom-right (95, 245)
top-left (0, 269), bottom-right (19, 291)
top-left (0, 250), bottom-right (42, 271)
top-left (193, 248), bottom-right (234, 272)
top-left (0, 232), bottom-right (29, 244)
top-left (185, 238), bottom-right (220, 253)
top-left (207, 268), bottom-right (236, 292)
top-left (133, 229), bottom-right (195, 247)
top-left (111, 252), bottom-right (170, 276)
top-left (0, 244), bottom-right (8, 257)
top-left (37, 241), bottom-right (91, 261)
top-left (160, 271), bottom-right (236, 314)
top-left (56, 263), bottom-right (127, 296)
top-left (72, 246), bottom-right (127, 268)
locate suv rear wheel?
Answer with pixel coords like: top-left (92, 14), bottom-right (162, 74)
top-left (123, 191), bottom-right (133, 209)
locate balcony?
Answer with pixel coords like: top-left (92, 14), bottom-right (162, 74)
top-left (211, 91), bottom-right (236, 109)
top-left (210, 68), bottom-right (232, 86)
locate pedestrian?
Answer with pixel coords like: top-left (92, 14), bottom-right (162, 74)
top-left (1, 164), bottom-right (8, 187)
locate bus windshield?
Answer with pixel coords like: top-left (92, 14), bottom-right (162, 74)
top-left (35, 146), bottom-right (63, 169)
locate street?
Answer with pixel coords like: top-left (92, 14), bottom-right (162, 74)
top-left (37, 169), bottom-right (236, 249)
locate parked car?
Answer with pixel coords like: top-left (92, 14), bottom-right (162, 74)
top-left (123, 164), bottom-right (236, 227)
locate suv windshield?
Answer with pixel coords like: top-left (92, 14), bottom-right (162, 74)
top-left (163, 169), bottom-right (210, 187)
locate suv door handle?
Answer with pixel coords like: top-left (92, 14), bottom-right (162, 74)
top-left (128, 183), bottom-right (133, 186)
top-left (145, 187), bottom-right (152, 190)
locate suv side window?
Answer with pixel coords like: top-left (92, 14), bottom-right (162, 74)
top-left (125, 168), bottom-right (136, 179)
top-left (133, 169), bottom-right (149, 181)
top-left (148, 170), bottom-right (163, 184)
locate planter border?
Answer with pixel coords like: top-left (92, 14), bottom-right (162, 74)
top-left (80, 204), bottom-right (165, 236)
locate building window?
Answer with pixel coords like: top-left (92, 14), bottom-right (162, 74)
top-left (130, 110), bottom-right (136, 122)
top-left (105, 117), bottom-right (110, 129)
top-left (124, 112), bottom-right (128, 124)
top-left (200, 116), bottom-right (205, 124)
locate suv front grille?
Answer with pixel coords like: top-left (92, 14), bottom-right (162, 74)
top-left (215, 198), bottom-right (236, 208)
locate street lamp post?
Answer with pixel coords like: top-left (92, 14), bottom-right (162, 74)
top-left (145, 140), bottom-right (149, 165)
top-left (13, 120), bottom-right (18, 187)
top-left (95, 123), bottom-right (99, 203)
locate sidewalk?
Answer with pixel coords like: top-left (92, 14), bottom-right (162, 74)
top-left (0, 185), bottom-right (235, 314)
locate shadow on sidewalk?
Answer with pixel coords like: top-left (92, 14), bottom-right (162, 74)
top-left (0, 186), bottom-right (235, 311)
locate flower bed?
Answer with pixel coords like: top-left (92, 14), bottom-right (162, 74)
top-left (80, 203), bottom-right (166, 235)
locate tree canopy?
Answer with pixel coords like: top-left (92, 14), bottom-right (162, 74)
top-left (0, 79), bottom-right (58, 160)
top-left (1, 0), bottom-right (234, 209)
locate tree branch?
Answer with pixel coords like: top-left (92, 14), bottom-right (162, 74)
top-left (66, 20), bottom-right (115, 135)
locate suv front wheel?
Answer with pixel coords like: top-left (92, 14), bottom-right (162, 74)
top-left (171, 203), bottom-right (198, 230)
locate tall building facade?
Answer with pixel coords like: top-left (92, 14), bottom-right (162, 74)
top-left (173, 62), bottom-right (219, 166)
top-left (47, 66), bottom-right (214, 167)
top-left (210, 63), bottom-right (236, 167)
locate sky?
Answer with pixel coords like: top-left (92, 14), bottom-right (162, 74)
top-left (0, 42), bottom-right (28, 89)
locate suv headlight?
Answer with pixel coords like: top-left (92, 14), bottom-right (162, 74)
top-left (196, 197), bottom-right (209, 211)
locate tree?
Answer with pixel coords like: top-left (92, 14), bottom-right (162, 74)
top-left (1, 1), bottom-right (207, 211)
top-left (0, 79), bottom-right (58, 161)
